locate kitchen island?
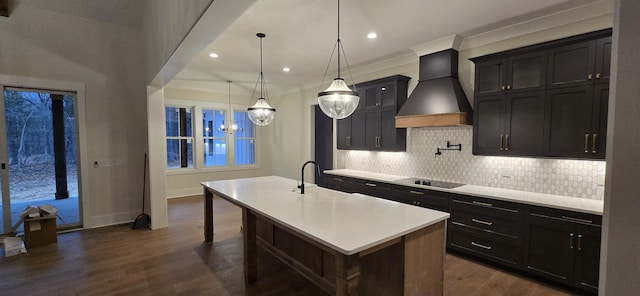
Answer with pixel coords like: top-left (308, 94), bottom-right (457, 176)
top-left (201, 176), bottom-right (450, 296)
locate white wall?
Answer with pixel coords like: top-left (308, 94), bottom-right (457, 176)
top-left (0, 1), bottom-right (147, 228)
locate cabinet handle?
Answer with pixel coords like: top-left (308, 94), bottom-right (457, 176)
top-left (499, 135), bottom-right (504, 151)
top-left (471, 242), bottom-right (492, 250)
top-left (501, 85), bottom-right (506, 91)
top-left (472, 201), bottom-right (493, 207)
top-left (472, 218), bottom-right (493, 226)
top-left (377, 136), bottom-right (381, 147)
top-left (592, 134), bottom-right (597, 153)
top-left (451, 221), bottom-right (466, 227)
top-left (506, 84), bottom-right (511, 90)
top-left (347, 136), bottom-right (351, 146)
top-left (561, 215), bottom-right (593, 224)
top-left (413, 201), bottom-right (421, 206)
top-left (584, 134), bottom-right (589, 153)
top-left (577, 234), bottom-right (583, 251)
top-left (596, 73), bottom-right (601, 79)
top-left (505, 135), bottom-right (510, 151)
top-left (409, 190), bottom-right (424, 195)
top-left (588, 74), bottom-right (593, 80)
top-left (365, 183), bottom-right (377, 187)
top-left (333, 178), bottom-right (343, 182)
top-left (569, 233), bottom-right (574, 249)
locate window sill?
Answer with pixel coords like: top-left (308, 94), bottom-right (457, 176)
top-left (166, 164), bottom-right (261, 176)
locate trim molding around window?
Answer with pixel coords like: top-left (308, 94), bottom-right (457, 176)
top-left (164, 98), bottom-right (260, 175)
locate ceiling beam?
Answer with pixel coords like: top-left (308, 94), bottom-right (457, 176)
top-left (0, 0), bottom-right (8, 17)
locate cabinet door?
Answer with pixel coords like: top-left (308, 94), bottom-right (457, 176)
top-left (475, 59), bottom-right (507, 96)
top-left (524, 214), bottom-right (575, 285)
top-left (543, 86), bottom-right (594, 158)
top-left (350, 112), bottom-right (366, 149)
top-left (573, 225), bottom-right (601, 294)
top-left (594, 36), bottom-right (612, 83)
top-left (336, 116), bottom-right (351, 150)
top-left (379, 108), bottom-right (404, 151)
top-left (473, 95), bottom-right (505, 155)
top-left (590, 84), bottom-right (609, 158)
top-left (363, 86), bottom-right (379, 108)
top-left (504, 91), bottom-right (545, 156)
top-left (364, 111), bottom-right (380, 149)
top-left (547, 40), bottom-right (596, 89)
top-left (379, 82), bottom-right (397, 108)
top-left (508, 52), bottom-right (546, 93)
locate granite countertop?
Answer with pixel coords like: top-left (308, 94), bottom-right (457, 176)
top-left (324, 169), bottom-right (603, 215)
top-left (201, 176), bottom-right (449, 255)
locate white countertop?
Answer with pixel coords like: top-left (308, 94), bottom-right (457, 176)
top-left (201, 176), bottom-right (449, 255)
top-left (325, 169), bottom-right (604, 215)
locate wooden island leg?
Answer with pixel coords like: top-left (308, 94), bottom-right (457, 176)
top-left (204, 189), bottom-right (214, 242)
top-left (335, 253), bottom-right (361, 296)
top-left (242, 208), bottom-right (258, 283)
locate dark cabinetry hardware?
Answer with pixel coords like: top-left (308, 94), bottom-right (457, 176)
top-left (337, 75), bottom-right (410, 151)
top-left (472, 29), bottom-right (611, 159)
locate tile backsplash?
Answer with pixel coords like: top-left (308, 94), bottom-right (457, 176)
top-left (338, 126), bottom-right (605, 200)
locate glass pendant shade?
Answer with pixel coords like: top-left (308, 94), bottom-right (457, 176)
top-left (248, 98), bottom-right (275, 126)
top-left (318, 78), bottom-right (359, 119)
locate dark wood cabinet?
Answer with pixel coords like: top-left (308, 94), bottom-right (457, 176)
top-left (472, 29), bottom-right (611, 159)
top-left (337, 75), bottom-right (409, 151)
top-left (543, 84), bottom-right (607, 159)
top-left (388, 185), bottom-right (449, 212)
top-left (473, 91), bottom-right (545, 156)
top-left (547, 36), bottom-right (611, 89)
top-left (524, 207), bottom-right (602, 294)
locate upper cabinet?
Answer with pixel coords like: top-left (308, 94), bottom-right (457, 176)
top-left (472, 29), bottom-right (611, 160)
top-left (337, 75), bottom-right (410, 151)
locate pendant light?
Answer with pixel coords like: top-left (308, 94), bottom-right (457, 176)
top-left (317, 0), bottom-right (359, 119)
top-left (219, 80), bottom-right (239, 134)
top-left (248, 33), bottom-right (276, 126)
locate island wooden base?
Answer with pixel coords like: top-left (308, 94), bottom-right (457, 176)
top-left (204, 188), bottom-right (446, 296)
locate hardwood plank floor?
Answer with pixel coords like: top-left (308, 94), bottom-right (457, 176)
top-left (0, 195), bottom-right (578, 295)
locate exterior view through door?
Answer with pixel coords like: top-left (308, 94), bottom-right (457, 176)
top-left (0, 88), bottom-right (81, 234)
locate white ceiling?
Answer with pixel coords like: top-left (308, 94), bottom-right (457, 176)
top-left (167, 0), bottom-right (601, 98)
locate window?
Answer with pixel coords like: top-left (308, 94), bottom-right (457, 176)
top-left (202, 108), bottom-right (227, 167)
top-left (165, 100), bottom-right (258, 172)
top-left (234, 111), bottom-right (255, 165)
top-left (165, 106), bottom-right (193, 169)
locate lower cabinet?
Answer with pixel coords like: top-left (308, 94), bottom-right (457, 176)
top-left (321, 174), bottom-right (601, 293)
top-left (524, 207), bottom-right (602, 294)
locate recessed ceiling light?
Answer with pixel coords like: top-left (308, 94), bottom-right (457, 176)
top-left (209, 52), bottom-right (219, 58)
top-left (282, 67), bottom-right (290, 72)
top-left (367, 32), bottom-right (377, 39)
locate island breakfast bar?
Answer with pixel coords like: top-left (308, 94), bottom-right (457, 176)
top-left (202, 176), bottom-right (450, 296)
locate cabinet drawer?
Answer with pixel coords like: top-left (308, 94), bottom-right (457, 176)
top-left (325, 176), bottom-right (354, 193)
top-left (450, 206), bottom-right (520, 238)
top-left (451, 195), bottom-right (522, 219)
top-left (449, 229), bottom-right (520, 266)
top-left (390, 186), bottom-right (449, 212)
top-left (527, 205), bottom-right (602, 226)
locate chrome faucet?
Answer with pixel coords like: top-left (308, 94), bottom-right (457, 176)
top-left (299, 160), bottom-right (321, 194)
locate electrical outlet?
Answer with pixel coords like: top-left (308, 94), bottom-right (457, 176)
top-left (500, 168), bottom-right (514, 179)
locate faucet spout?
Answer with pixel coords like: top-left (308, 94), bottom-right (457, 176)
top-left (299, 160), bottom-right (321, 194)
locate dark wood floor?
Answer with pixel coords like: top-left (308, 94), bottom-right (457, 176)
top-left (0, 195), bottom-right (576, 295)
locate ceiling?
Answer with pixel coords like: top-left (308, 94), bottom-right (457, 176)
top-left (167, 0), bottom-right (601, 99)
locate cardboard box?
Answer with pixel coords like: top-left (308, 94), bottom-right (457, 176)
top-left (2, 237), bottom-right (27, 257)
top-left (24, 216), bottom-right (57, 248)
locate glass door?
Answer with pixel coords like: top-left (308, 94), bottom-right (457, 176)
top-left (1, 87), bottom-right (82, 234)
top-left (0, 89), bottom-right (9, 234)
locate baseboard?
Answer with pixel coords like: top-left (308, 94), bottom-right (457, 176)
top-left (167, 187), bottom-right (202, 199)
top-left (88, 211), bottom-right (139, 229)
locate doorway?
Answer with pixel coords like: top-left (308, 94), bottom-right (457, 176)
top-left (0, 88), bottom-right (82, 234)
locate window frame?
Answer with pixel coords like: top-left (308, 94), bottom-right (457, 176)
top-left (164, 98), bottom-right (260, 175)
top-left (164, 105), bottom-right (195, 170)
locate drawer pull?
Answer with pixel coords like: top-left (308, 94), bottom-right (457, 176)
top-left (499, 135), bottom-right (504, 151)
top-left (451, 221), bottom-right (466, 227)
top-left (471, 242), bottom-right (492, 250)
top-left (365, 183), bottom-right (377, 187)
top-left (409, 190), bottom-right (424, 195)
top-left (472, 218), bottom-right (493, 226)
top-left (333, 178), bottom-right (343, 182)
top-left (584, 134), bottom-right (589, 153)
top-left (561, 216), bottom-right (593, 224)
top-left (472, 201), bottom-right (493, 207)
top-left (592, 134), bottom-right (597, 153)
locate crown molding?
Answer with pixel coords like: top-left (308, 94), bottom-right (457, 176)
top-left (410, 35), bottom-right (463, 56)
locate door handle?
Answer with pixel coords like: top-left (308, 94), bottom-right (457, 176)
top-left (505, 135), bottom-right (510, 151)
top-left (584, 134), bottom-right (589, 153)
top-left (592, 134), bottom-right (597, 153)
top-left (588, 74), bottom-right (593, 80)
top-left (501, 85), bottom-right (506, 91)
top-left (346, 136), bottom-right (351, 146)
top-left (569, 233), bottom-right (574, 249)
top-left (499, 135), bottom-right (504, 151)
top-left (577, 234), bottom-right (583, 251)
top-left (596, 73), bottom-right (601, 79)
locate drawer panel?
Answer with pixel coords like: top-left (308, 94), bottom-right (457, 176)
top-left (450, 207), bottom-right (520, 238)
top-left (527, 205), bottom-right (602, 226)
top-left (450, 195), bottom-right (522, 219)
top-left (449, 229), bottom-right (520, 266)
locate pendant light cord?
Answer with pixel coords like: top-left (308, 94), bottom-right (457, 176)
top-left (260, 36), bottom-right (264, 98)
top-left (337, 0), bottom-right (341, 79)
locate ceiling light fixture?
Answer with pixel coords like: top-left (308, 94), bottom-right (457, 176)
top-left (367, 32), bottom-right (377, 39)
top-left (282, 67), bottom-right (290, 72)
top-left (209, 53), bottom-right (219, 58)
top-left (317, 0), bottom-right (360, 119)
top-left (219, 80), bottom-right (240, 134)
top-left (247, 33), bottom-right (276, 126)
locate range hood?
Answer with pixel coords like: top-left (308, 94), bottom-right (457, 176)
top-left (396, 49), bottom-right (472, 128)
